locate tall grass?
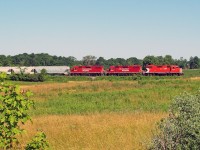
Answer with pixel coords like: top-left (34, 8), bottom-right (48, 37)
top-left (183, 69), bottom-right (200, 78)
top-left (19, 113), bottom-right (166, 150)
top-left (20, 79), bottom-right (200, 116)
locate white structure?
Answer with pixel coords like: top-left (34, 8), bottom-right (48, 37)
top-left (34, 66), bottom-right (70, 75)
top-left (20, 67), bottom-right (36, 74)
top-left (0, 66), bottom-right (70, 75)
top-left (0, 67), bottom-right (13, 74)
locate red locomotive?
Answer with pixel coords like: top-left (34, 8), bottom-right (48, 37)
top-left (143, 64), bottom-right (183, 76)
top-left (70, 65), bottom-right (104, 76)
top-left (70, 64), bottom-right (183, 76)
top-left (106, 65), bottom-right (142, 76)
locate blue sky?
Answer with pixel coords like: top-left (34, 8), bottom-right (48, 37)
top-left (0, 0), bottom-right (199, 60)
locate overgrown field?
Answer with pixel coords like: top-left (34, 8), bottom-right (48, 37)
top-left (15, 70), bottom-right (200, 149)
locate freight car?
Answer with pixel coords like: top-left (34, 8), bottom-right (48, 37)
top-left (34, 66), bottom-right (70, 75)
top-left (143, 64), bottom-right (183, 76)
top-left (106, 65), bottom-right (142, 76)
top-left (70, 65), bottom-right (104, 76)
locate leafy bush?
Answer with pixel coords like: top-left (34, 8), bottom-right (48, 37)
top-left (0, 73), bottom-right (49, 149)
top-left (25, 132), bottom-right (49, 150)
top-left (150, 90), bottom-right (200, 149)
top-left (0, 74), bottom-right (34, 149)
top-left (9, 73), bottom-right (45, 82)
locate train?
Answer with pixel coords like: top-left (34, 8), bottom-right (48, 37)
top-left (143, 64), bottom-right (183, 76)
top-left (70, 65), bottom-right (104, 76)
top-left (0, 65), bottom-right (183, 76)
top-left (70, 64), bottom-right (183, 76)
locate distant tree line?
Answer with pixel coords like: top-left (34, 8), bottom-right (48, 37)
top-left (0, 53), bottom-right (199, 69)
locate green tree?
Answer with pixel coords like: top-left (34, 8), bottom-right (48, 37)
top-left (64, 56), bottom-right (77, 66)
top-left (163, 55), bottom-right (174, 65)
top-left (106, 58), bottom-right (116, 67)
top-left (174, 57), bottom-right (188, 69)
top-left (96, 57), bottom-right (106, 66)
top-left (115, 58), bottom-right (126, 65)
top-left (143, 56), bottom-right (158, 67)
top-left (189, 56), bottom-right (199, 69)
top-left (126, 57), bottom-right (142, 65)
top-left (82, 55), bottom-right (97, 65)
top-left (0, 55), bottom-right (7, 66)
top-left (156, 56), bottom-right (164, 65)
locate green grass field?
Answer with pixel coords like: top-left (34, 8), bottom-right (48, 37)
top-left (30, 79), bottom-right (199, 116)
top-left (11, 69), bottom-right (200, 149)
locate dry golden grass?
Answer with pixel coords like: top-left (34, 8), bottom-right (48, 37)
top-left (190, 77), bottom-right (200, 80)
top-left (19, 112), bottom-right (167, 150)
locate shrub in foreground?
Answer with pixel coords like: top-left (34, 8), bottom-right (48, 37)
top-left (150, 90), bottom-right (200, 149)
top-left (25, 132), bottom-right (49, 150)
top-left (0, 73), bottom-right (49, 149)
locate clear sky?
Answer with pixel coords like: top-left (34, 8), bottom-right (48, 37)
top-left (0, 0), bottom-right (199, 60)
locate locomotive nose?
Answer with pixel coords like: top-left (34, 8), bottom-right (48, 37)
top-left (145, 68), bottom-right (150, 73)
